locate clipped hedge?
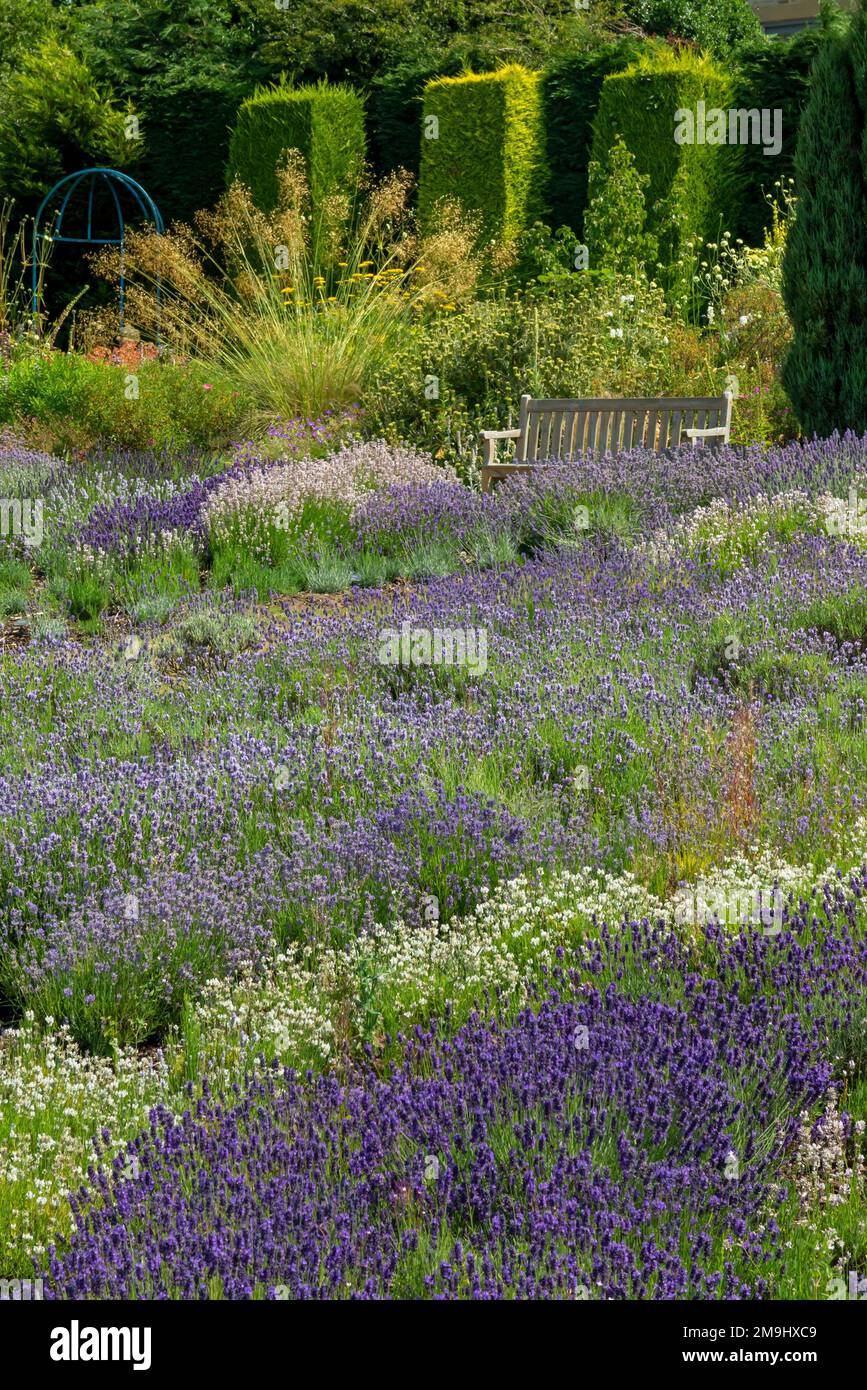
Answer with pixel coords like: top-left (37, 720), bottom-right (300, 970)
top-left (367, 56), bottom-right (465, 183)
top-left (591, 50), bottom-right (742, 270)
top-left (226, 78), bottom-right (366, 215)
top-left (541, 39), bottom-right (644, 236)
top-left (732, 30), bottom-right (823, 246)
top-left (129, 78), bottom-right (245, 228)
top-left (418, 65), bottom-right (547, 242)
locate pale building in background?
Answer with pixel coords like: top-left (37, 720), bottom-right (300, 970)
top-left (750, 0), bottom-right (856, 35)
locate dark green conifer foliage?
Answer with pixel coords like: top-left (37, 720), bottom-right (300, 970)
top-left (782, 32), bottom-right (867, 436)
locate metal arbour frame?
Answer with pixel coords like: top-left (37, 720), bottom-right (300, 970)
top-left (31, 167), bottom-right (164, 333)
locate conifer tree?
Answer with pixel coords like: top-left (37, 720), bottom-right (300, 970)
top-left (782, 25), bottom-right (867, 436)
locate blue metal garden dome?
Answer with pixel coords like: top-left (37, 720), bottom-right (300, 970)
top-left (32, 167), bottom-right (164, 329)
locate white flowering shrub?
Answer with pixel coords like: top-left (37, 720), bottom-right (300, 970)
top-left (176, 954), bottom-right (336, 1082)
top-left (643, 492), bottom-right (825, 577)
top-left (0, 1015), bottom-right (166, 1272)
top-left (204, 440), bottom-right (453, 562)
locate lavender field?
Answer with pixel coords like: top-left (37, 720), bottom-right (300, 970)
top-left (4, 1), bottom-right (867, 1324)
top-left (3, 427), bottom-right (867, 1300)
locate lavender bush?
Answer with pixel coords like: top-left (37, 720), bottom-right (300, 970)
top-left (42, 906), bottom-right (867, 1300)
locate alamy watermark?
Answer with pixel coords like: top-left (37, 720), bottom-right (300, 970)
top-left (827, 1271), bottom-right (867, 1300)
top-left (0, 1276), bottom-right (43, 1300)
top-left (674, 883), bottom-right (783, 936)
top-left (0, 497), bottom-right (43, 548)
top-left (825, 484), bottom-right (867, 537)
top-left (675, 103), bottom-right (782, 158)
top-left (377, 620), bottom-right (488, 677)
top-left (49, 1321), bottom-right (151, 1371)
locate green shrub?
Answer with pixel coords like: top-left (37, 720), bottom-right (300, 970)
top-left (63, 561), bottom-right (112, 624)
top-left (0, 556), bottom-right (32, 593)
top-left (226, 78), bottom-right (366, 232)
top-left (782, 28), bottom-right (867, 437)
top-left (418, 66), bottom-right (547, 244)
top-left (541, 40), bottom-right (644, 238)
top-left (0, 352), bottom-right (243, 452)
top-left (509, 222), bottom-right (584, 291)
top-left (732, 30), bottom-right (823, 247)
top-left (0, 37), bottom-right (131, 204)
top-left (584, 137), bottom-right (658, 276)
top-left (205, 548), bottom-right (277, 600)
top-left (590, 49), bottom-right (743, 301)
top-left (0, 560), bottom-right (38, 624)
top-left (290, 548), bottom-right (357, 594)
top-left (173, 608), bottom-right (259, 656)
top-left (621, 0), bottom-right (762, 53)
top-left (0, 352), bottom-right (102, 428)
top-left (0, 586), bottom-right (29, 617)
top-left (115, 542), bottom-right (201, 625)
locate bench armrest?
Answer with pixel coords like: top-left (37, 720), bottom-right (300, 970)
top-left (479, 428), bottom-right (521, 466)
top-left (686, 426), bottom-right (729, 449)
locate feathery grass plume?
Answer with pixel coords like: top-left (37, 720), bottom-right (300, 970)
top-left (89, 164), bottom-right (463, 423)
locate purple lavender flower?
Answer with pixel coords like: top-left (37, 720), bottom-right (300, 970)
top-left (40, 907), bottom-right (866, 1300)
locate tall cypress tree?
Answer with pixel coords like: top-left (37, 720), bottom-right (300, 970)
top-left (851, 1), bottom-right (867, 179)
top-left (782, 27), bottom-right (867, 437)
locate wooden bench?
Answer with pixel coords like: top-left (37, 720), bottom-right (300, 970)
top-left (479, 392), bottom-right (734, 493)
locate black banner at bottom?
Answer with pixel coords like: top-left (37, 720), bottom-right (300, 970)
top-left (1, 1296), bottom-right (862, 1377)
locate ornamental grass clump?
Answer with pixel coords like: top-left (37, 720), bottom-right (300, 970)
top-left (88, 161), bottom-right (464, 423)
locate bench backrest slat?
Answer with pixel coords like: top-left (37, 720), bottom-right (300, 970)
top-left (669, 408), bottom-right (682, 451)
top-left (632, 409), bottom-right (647, 452)
top-left (548, 409), bottom-right (565, 461)
top-left (515, 394), bottom-right (731, 462)
top-left (651, 408), bottom-right (665, 450)
top-left (609, 409), bottom-right (624, 454)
